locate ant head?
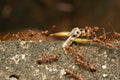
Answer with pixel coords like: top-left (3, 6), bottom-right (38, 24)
top-left (69, 27), bottom-right (81, 37)
top-left (79, 29), bottom-right (86, 37)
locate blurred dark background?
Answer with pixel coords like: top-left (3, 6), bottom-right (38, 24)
top-left (0, 0), bottom-right (120, 32)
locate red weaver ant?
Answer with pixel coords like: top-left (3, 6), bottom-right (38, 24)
top-left (75, 58), bottom-right (96, 72)
top-left (37, 55), bottom-right (59, 64)
top-left (65, 68), bottom-right (84, 80)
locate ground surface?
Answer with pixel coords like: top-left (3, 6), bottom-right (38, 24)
top-left (0, 40), bottom-right (120, 80)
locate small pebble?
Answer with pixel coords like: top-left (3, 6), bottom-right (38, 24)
top-left (104, 61), bottom-right (107, 63)
top-left (102, 74), bottom-right (108, 78)
top-left (102, 65), bottom-right (107, 69)
top-left (9, 77), bottom-right (18, 80)
top-left (59, 69), bottom-right (66, 78)
top-left (49, 69), bottom-right (52, 72)
top-left (103, 51), bottom-right (107, 54)
top-left (35, 69), bottom-right (39, 72)
top-left (5, 67), bottom-right (9, 70)
top-left (60, 69), bottom-right (66, 75)
top-left (72, 65), bottom-right (75, 69)
top-left (111, 59), bottom-right (115, 62)
top-left (104, 55), bottom-right (107, 58)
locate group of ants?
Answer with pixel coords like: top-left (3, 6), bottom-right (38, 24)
top-left (37, 26), bottom-right (120, 80)
top-left (2, 26), bottom-right (120, 80)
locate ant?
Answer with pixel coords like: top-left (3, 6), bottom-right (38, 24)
top-left (110, 32), bottom-right (120, 40)
top-left (36, 26), bottom-right (119, 79)
top-left (75, 58), bottom-right (96, 72)
top-left (65, 68), bottom-right (84, 80)
top-left (1, 26), bottom-right (56, 41)
top-left (37, 55), bottom-right (59, 64)
top-left (41, 25), bottom-right (56, 36)
top-left (65, 46), bottom-right (84, 59)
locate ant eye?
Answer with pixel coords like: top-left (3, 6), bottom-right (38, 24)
top-left (80, 29), bottom-right (83, 31)
top-left (76, 31), bottom-right (79, 34)
top-left (72, 35), bottom-right (76, 37)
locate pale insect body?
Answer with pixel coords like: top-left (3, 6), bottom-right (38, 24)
top-left (50, 27), bottom-right (92, 48)
top-left (62, 27), bottom-right (81, 48)
top-left (62, 27), bottom-right (88, 48)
